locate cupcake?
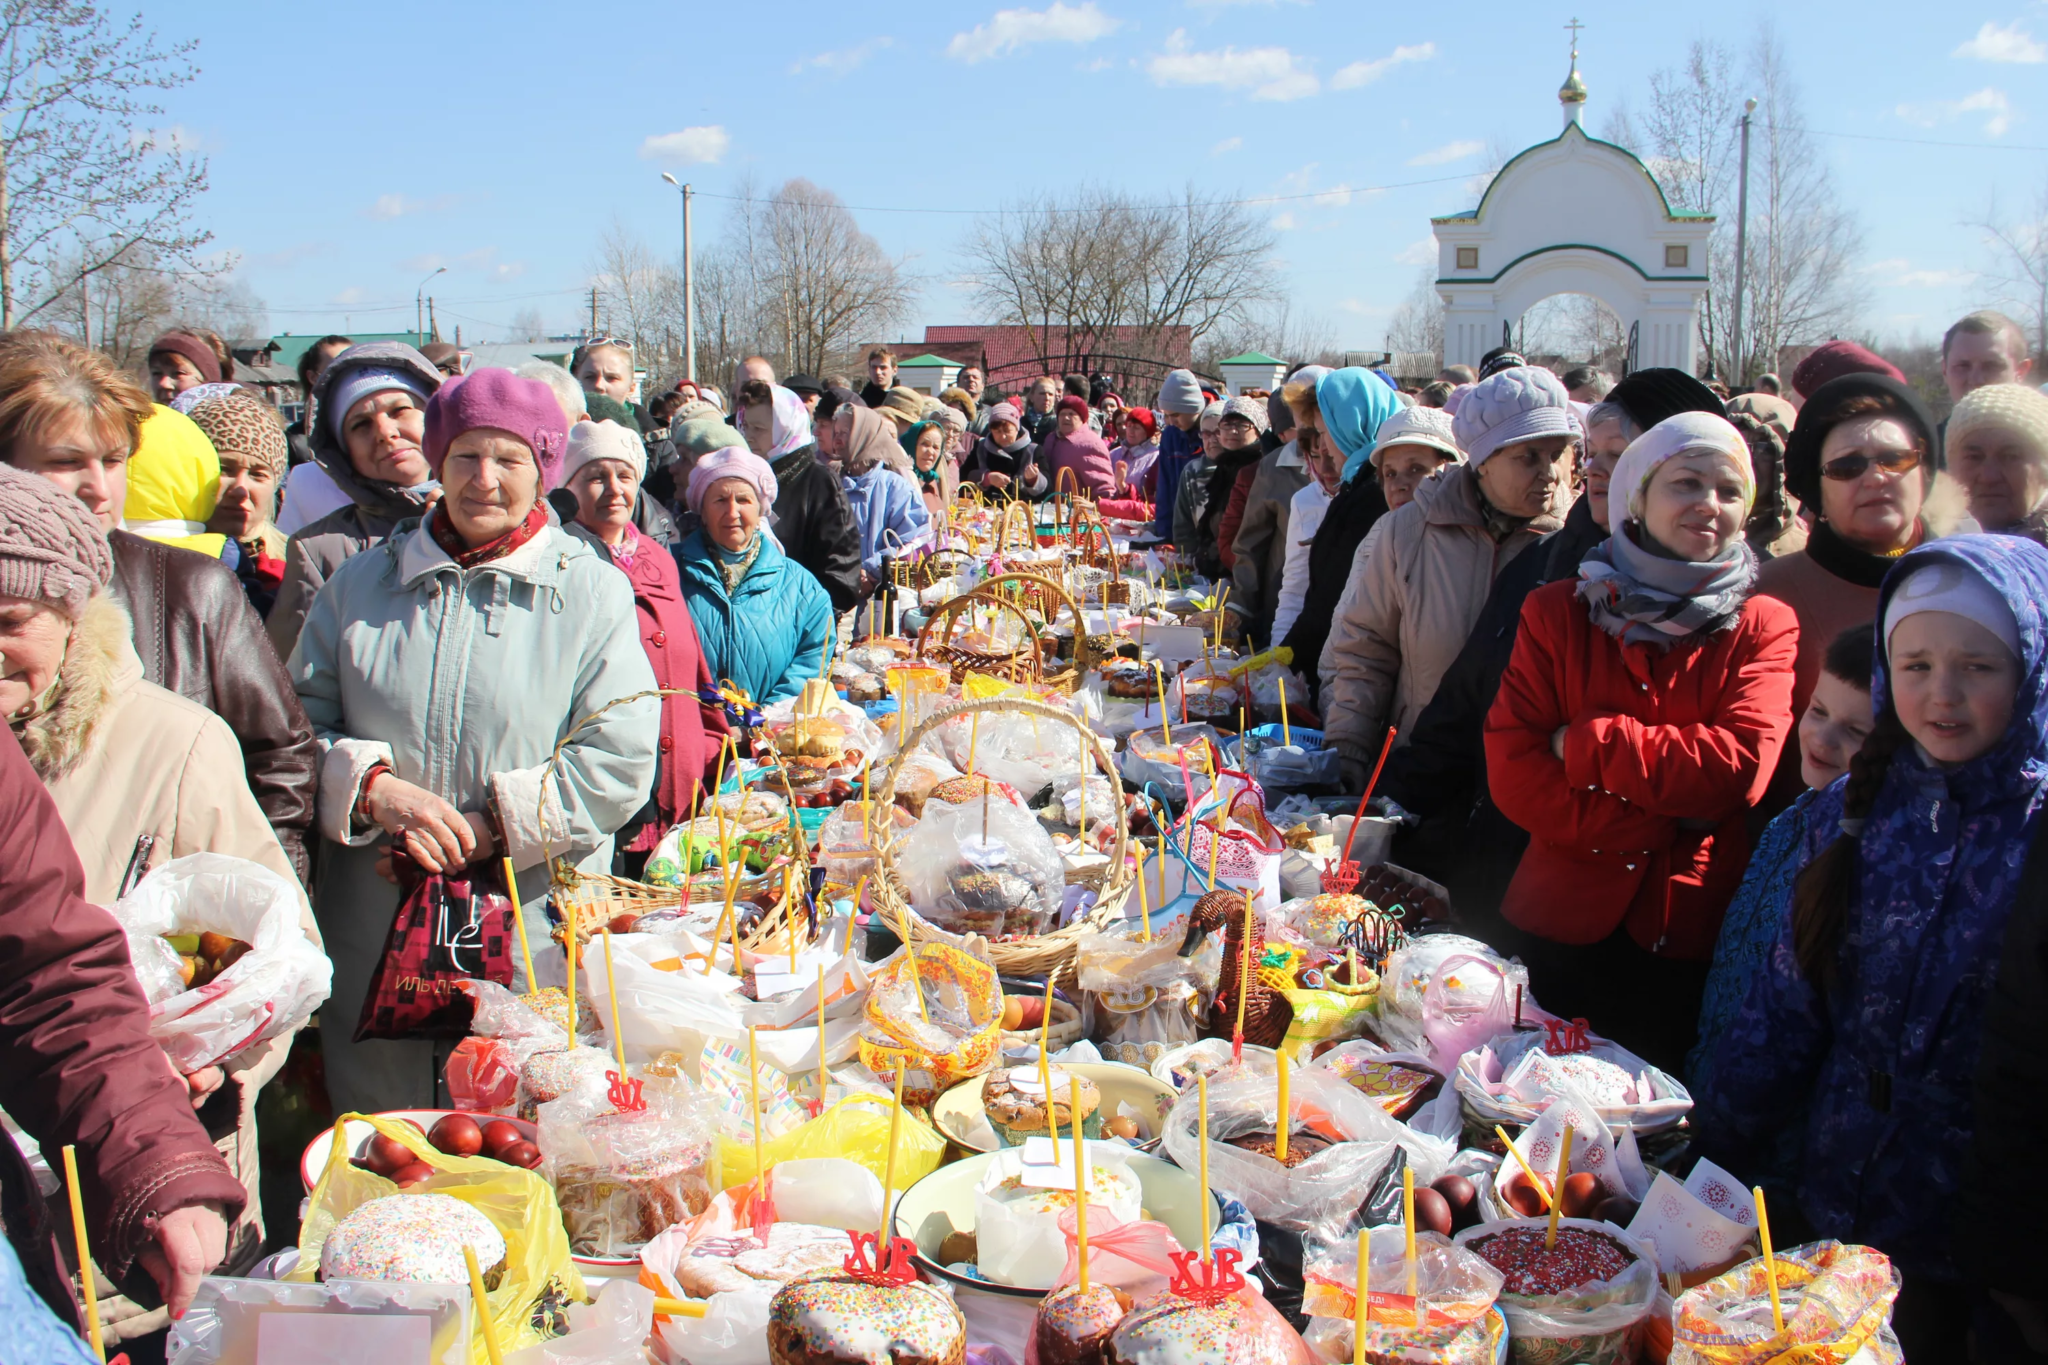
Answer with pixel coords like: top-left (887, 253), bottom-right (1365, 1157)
top-left (981, 1067), bottom-right (1101, 1145)
top-left (320, 1193), bottom-right (507, 1287)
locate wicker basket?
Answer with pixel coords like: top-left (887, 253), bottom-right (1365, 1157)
top-left (875, 696), bottom-right (1131, 986)
top-left (916, 587), bottom-right (1044, 684)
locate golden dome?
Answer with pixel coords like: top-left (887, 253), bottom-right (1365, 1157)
top-left (1559, 59), bottom-right (1588, 105)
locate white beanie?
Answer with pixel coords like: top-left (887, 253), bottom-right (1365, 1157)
top-left (1450, 366), bottom-right (1579, 466)
top-left (561, 418), bottom-right (645, 484)
top-left (1884, 559), bottom-right (2022, 662)
top-left (1369, 406), bottom-right (1462, 467)
top-left (1606, 411), bottom-right (1754, 537)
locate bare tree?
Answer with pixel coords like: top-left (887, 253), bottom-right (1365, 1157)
top-left (0, 2), bottom-right (213, 329)
top-left (753, 179), bottom-right (908, 378)
top-left (45, 240), bottom-right (263, 365)
top-left (1197, 298), bottom-right (1340, 374)
top-left (590, 217), bottom-right (681, 373)
top-left (1970, 178), bottom-right (2048, 362)
top-left (1385, 268), bottom-right (1445, 367)
top-left (505, 306), bottom-right (547, 342)
top-left (965, 186), bottom-right (1279, 380)
top-left (1519, 293), bottom-right (1627, 371)
top-left (1606, 29), bottom-right (1863, 380)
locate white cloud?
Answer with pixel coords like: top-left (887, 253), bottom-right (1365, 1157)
top-left (1953, 20), bottom-right (2046, 63)
top-left (363, 193), bottom-right (458, 220)
top-left (1147, 28), bottom-right (1319, 101)
top-left (947, 3), bottom-right (1120, 64)
top-left (1407, 139), bottom-right (1483, 166)
top-left (1270, 212), bottom-right (1297, 230)
top-left (1897, 86), bottom-right (2015, 136)
top-left (1188, 0), bottom-right (1306, 7)
top-left (1395, 236), bottom-right (1436, 266)
top-left (638, 126), bottom-right (730, 165)
top-left (1329, 42), bottom-right (1435, 90)
top-left (1861, 257), bottom-right (1980, 289)
top-left (332, 286), bottom-right (366, 306)
top-left (791, 37), bottom-right (892, 76)
top-left (1211, 136), bottom-right (1243, 155)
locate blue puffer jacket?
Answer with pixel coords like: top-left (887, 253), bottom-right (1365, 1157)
top-left (842, 466), bottom-right (931, 576)
top-left (1697, 535), bottom-right (2048, 1283)
top-left (674, 529), bottom-right (833, 704)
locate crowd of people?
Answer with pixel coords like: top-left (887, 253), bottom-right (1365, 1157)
top-left (0, 307), bottom-right (2045, 1359)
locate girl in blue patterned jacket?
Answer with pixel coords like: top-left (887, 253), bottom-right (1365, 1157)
top-left (1696, 534), bottom-right (2048, 1360)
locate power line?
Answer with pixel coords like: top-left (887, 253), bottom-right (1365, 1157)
top-left (684, 171), bottom-right (1480, 218)
top-left (1769, 122), bottom-right (2048, 154)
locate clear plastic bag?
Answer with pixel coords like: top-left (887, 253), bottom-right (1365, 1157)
top-left (1671, 1241), bottom-right (1901, 1365)
top-left (505, 1279), bottom-right (654, 1364)
top-left (900, 796), bottom-right (1066, 938)
top-left (539, 1075), bottom-right (717, 1257)
top-left (1456, 1027), bottom-right (1693, 1134)
top-left (647, 1280), bottom-right (774, 1365)
top-left (974, 1144), bottom-right (1144, 1287)
top-left (1074, 927), bottom-right (1212, 1070)
top-left (1160, 1067), bottom-right (1450, 1231)
top-left (1309, 1038), bottom-right (1459, 1144)
top-left (167, 1276), bottom-right (473, 1365)
top-left (1454, 1218), bottom-right (1659, 1365)
top-left (1118, 723), bottom-right (1224, 799)
top-left (447, 980), bottom-right (574, 1113)
top-left (1228, 725), bottom-right (1343, 791)
top-left (110, 852), bottom-right (331, 1073)
top-left (928, 708), bottom-right (1061, 798)
top-left (890, 746), bottom-right (962, 816)
top-left (856, 940), bottom-right (1004, 1107)
top-left (1376, 935), bottom-right (1529, 1068)
top-left (1300, 1224), bottom-right (1504, 1364)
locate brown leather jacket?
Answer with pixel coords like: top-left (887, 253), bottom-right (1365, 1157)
top-left (0, 727), bottom-right (245, 1329)
top-left (105, 530), bottom-right (318, 880)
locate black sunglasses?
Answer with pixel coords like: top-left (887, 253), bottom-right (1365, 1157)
top-left (1821, 448), bottom-right (1921, 481)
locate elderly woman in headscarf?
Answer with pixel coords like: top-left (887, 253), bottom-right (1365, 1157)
top-left (290, 369), bottom-right (658, 1113)
top-left (1485, 412), bottom-right (1797, 1070)
top-left (675, 446), bottom-right (833, 704)
top-left (190, 394), bottom-right (292, 617)
top-left (900, 414), bottom-right (958, 519)
top-left (1039, 393), bottom-right (1115, 499)
top-left (837, 405), bottom-right (931, 591)
top-left (269, 342), bottom-right (443, 658)
top-left (1320, 366), bottom-right (1570, 790)
top-left (736, 377), bottom-right (860, 614)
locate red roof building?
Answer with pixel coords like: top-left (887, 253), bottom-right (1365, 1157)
top-left (873, 324), bottom-right (1199, 400)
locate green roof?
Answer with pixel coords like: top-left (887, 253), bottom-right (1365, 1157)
top-left (1219, 351), bottom-right (1285, 366)
top-left (268, 331), bottom-right (429, 372)
top-left (896, 353), bottom-right (965, 368)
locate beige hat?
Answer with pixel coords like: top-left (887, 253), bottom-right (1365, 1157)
top-left (1368, 405), bottom-right (1463, 467)
top-left (876, 386), bottom-right (929, 428)
top-left (1948, 382), bottom-right (2048, 465)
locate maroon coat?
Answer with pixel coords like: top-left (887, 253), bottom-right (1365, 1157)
top-left (0, 725), bottom-right (244, 1326)
top-left (613, 532), bottom-right (726, 831)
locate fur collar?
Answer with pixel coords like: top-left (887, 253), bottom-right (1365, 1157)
top-left (12, 597), bottom-right (135, 783)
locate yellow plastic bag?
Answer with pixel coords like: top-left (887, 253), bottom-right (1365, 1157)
top-left (293, 1112), bottom-right (586, 1365)
top-left (857, 939), bottom-right (1003, 1105)
top-left (1672, 1241), bottom-right (1901, 1365)
top-left (1268, 956), bottom-right (1377, 1063)
top-left (716, 1091), bottom-right (947, 1191)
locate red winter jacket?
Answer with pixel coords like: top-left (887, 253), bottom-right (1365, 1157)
top-left (615, 534), bottom-right (727, 837)
top-left (1483, 580), bottom-right (1798, 960)
top-left (0, 725), bottom-right (245, 1324)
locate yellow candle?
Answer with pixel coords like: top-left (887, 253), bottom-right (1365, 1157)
top-left (1039, 974), bottom-right (1059, 1164)
top-left (1134, 846), bottom-right (1152, 943)
top-left (1275, 1050), bottom-right (1290, 1163)
top-left (1077, 731), bottom-right (1088, 845)
top-left (1206, 815), bottom-right (1222, 890)
top-left (817, 964), bottom-right (830, 1108)
top-left (1545, 1125), bottom-right (1575, 1251)
top-left (879, 1066), bottom-right (906, 1242)
top-left (1403, 1165), bottom-right (1417, 1301)
top-left (967, 710), bottom-right (981, 775)
top-left (1071, 1076), bottom-right (1091, 1294)
top-left (464, 1245), bottom-right (505, 1365)
top-left (1755, 1185), bottom-right (1785, 1332)
top-left (1494, 1125), bottom-right (1555, 1212)
top-left (1153, 663), bottom-right (1172, 744)
top-left (786, 866), bottom-right (800, 972)
top-left (1278, 675), bottom-right (1291, 747)
top-left (652, 1297), bottom-right (711, 1319)
top-left (61, 1146), bottom-right (103, 1362)
top-left (602, 928), bottom-right (626, 1073)
top-left (504, 856), bottom-right (536, 998)
top-left (1353, 1224), bottom-right (1370, 1363)
top-left (566, 918), bottom-right (578, 1041)
top-left (1197, 1073), bottom-right (1212, 1264)
top-left (747, 1025), bottom-right (765, 1189)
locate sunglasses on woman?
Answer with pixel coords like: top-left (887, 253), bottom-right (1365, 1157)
top-left (1821, 447), bottom-right (1921, 481)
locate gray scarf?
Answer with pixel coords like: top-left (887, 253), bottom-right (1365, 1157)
top-left (1576, 523), bottom-right (1757, 647)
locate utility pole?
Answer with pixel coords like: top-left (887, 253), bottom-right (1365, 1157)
top-left (415, 265), bottom-right (445, 347)
top-left (427, 296), bottom-right (439, 343)
top-left (589, 286), bottom-right (599, 336)
top-left (1731, 97), bottom-right (1757, 385)
top-left (662, 172), bottom-right (696, 383)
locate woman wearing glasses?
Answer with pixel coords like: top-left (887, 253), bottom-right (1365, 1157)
top-left (1754, 375), bottom-right (1964, 808)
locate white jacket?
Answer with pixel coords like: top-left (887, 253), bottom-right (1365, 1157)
top-left (1270, 480), bottom-right (1332, 647)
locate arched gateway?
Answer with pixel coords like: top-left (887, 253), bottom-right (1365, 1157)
top-left (1431, 46), bottom-right (1715, 375)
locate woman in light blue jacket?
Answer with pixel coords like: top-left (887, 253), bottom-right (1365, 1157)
top-left (839, 404), bottom-right (930, 585)
top-left (289, 369), bottom-right (659, 1114)
top-left (674, 446), bottom-right (833, 705)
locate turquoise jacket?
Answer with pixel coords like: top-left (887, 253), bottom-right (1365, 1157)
top-left (674, 529), bottom-right (833, 704)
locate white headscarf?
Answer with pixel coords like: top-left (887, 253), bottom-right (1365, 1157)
top-left (764, 384), bottom-right (813, 460)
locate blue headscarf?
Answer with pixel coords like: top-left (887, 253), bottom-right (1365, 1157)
top-left (1316, 367), bottom-right (1404, 486)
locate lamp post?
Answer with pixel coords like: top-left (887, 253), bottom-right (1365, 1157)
top-left (661, 172), bottom-right (695, 384)
top-left (416, 265), bottom-right (446, 347)
top-left (1730, 98), bottom-right (1756, 385)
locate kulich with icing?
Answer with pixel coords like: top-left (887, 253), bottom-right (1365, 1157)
top-left (319, 1193), bottom-right (508, 1288)
top-left (767, 1270), bottom-right (966, 1365)
top-left (1108, 1289), bottom-right (1275, 1365)
top-left (1034, 1283), bottom-right (1134, 1365)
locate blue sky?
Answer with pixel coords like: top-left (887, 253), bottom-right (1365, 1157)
top-left (158, 0), bottom-right (2048, 351)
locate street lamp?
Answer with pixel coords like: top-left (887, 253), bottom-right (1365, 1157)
top-left (1730, 98), bottom-right (1757, 385)
top-left (661, 172), bottom-right (695, 384)
top-left (416, 265), bottom-right (446, 345)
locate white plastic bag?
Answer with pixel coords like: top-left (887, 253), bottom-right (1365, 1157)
top-left (651, 1280), bottom-right (774, 1365)
top-left (974, 1143), bottom-right (1143, 1287)
top-left (111, 852), bottom-right (330, 1073)
top-left (506, 1279), bottom-right (654, 1364)
top-left (1455, 1027), bottom-right (1693, 1133)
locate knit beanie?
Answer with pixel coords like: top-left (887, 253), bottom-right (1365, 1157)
top-left (422, 368), bottom-right (570, 489)
top-left (0, 462), bottom-right (114, 619)
top-left (1607, 411), bottom-right (1756, 538)
top-left (1221, 395), bottom-right (1270, 435)
top-left (1783, 373), bottom-right (1938, 508)
top-left (125, 405), bottom-right (225, 556)
top-left (1726, 392), bottom-right (1797, 441)
top-left (988, 401), bottom-right (1023, 428)
top-left (147, 331), bottom-right (222, 385)
top-left (1450, 365), bottom-right (1579, 466)
top-left (1124, 406), bottom-right (1159, 437)
top-left (1057, 394), bottom-right (1091, 422)
top-left (673, 413), bottom-right (745, 461)
top-left (1947, 382), bottom-right (2048, 466)
top-left (327, 365), bottom-right (434, 444)
top-left (1605, 367), bottom-right (1726, 433)
top-left (686, 446), bottom-right (779, 514)
top-left (1157, 369), bottom-right (1206, 416)
top-left (583, 393), bottom-right (642, 435)
top-left (1791, 340), bottom-right (1903, 400)
top-left (561, 419), bottom-right (647, 484)
top-left (1369, 406), bottom-right (1463, 466)
top-left (188, 394), bottom-right (290, 481)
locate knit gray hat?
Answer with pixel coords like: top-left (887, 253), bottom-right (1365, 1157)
top-left (1222, 395), bottom-right (1270, 434)
top-left (0, 462), bottom-right (113, 619)
top-left (672, 413), bottom-right (746, 460)
top-left (1157, 369), bottom-right (1206, 416)
top-left (1451, 366), bottom-right (1580, 466)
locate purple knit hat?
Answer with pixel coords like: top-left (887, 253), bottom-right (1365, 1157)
top-left (422, 368), bottom-right (570, 489)
top-left (0, 462), bottom-right (114, 619)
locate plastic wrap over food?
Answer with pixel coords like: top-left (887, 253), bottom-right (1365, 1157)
top-left (165, 1276), bottom-right (472, 1365)
top-left (1671, 1241), bottom-right (1901, 1365)
top-left (1456, 1027), bottom-right (1692, 1132)
top-left (1455, 1218), bottom-right (1659, 1365)
top-left (1300, 1224), bottom-right (1504, 1365)
top-left (900, 796), bottom-right (1065, 939)
top-left (110, 852), bottom-right (331, 1073)
top-left (974, 1143), bottom-right (1143, 1287)
top-left (1376, 934), bottom-right (1529, 1067)
top-left (539, 1076), bottom-right (717, 1258)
